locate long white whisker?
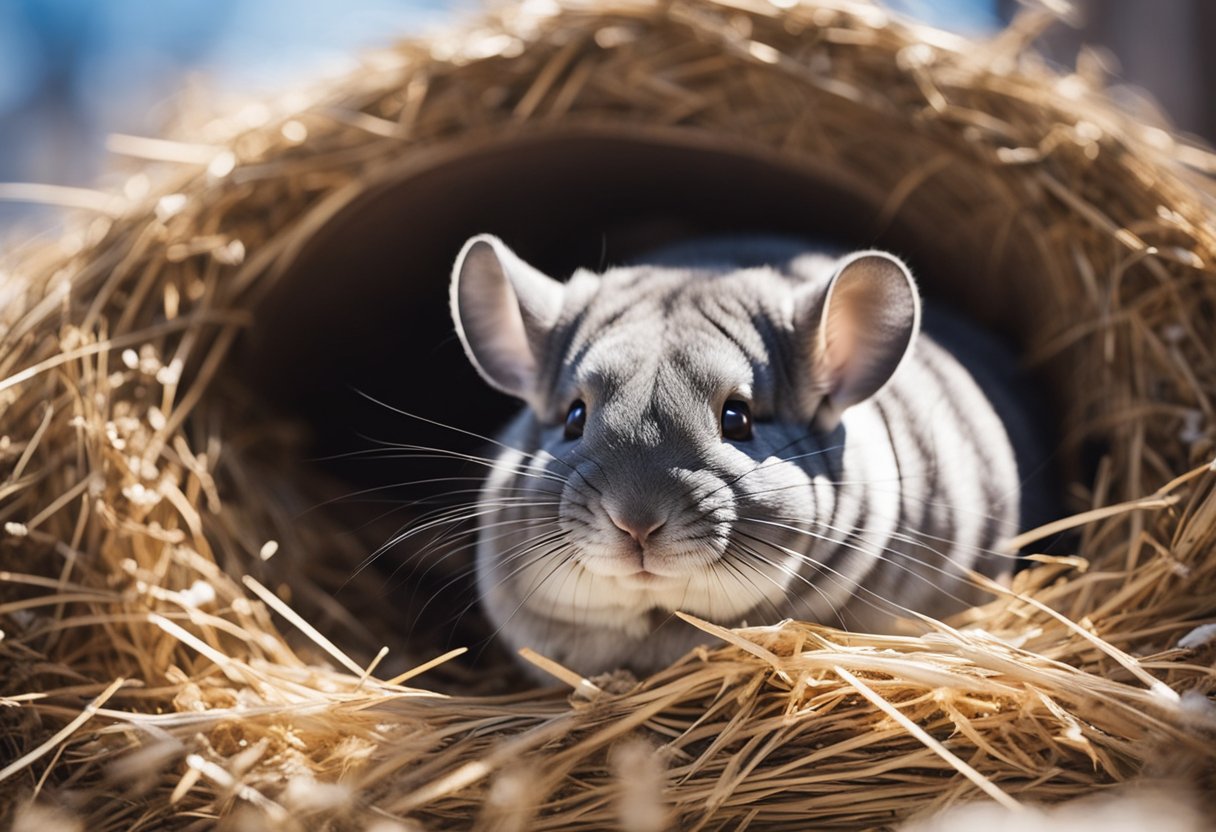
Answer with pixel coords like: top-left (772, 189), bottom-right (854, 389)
top-left (412, 529), bottom-right (568, 632)
top-left (734, 522), bottom-right (983, 615)
top-left (353, 388), bottom-right (579, 473)
top-left (765, 513), bottom-right (1023, 564)
top-left (349, 442), bottom-right (573, 486)
top-left (729, 537), bottom-right (846, 628)
top-left (343, 502), bottom-right (561, 587)
top-left (469, 540), bottom-right (575, 662)
top-left (734, 529), bottom-right (924, 626)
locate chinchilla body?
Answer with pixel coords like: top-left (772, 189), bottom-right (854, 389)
top-left (449, 235), bottom-right (1048, 677)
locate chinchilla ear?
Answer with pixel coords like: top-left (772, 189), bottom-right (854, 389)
top-left (450, 234), bottom-right (564, 406)
top-left (794, 250), bottom-right (921, 429)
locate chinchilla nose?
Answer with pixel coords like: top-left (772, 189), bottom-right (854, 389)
top-left (605, 503), bottom-right (667, 545)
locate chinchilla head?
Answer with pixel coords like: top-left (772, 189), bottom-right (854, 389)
top-left (449, 233), bottom-right (920, 645)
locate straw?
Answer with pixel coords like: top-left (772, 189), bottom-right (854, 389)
top-left (1, 0), bottom-right (1214, 828)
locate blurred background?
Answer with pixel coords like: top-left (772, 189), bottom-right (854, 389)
top-left (0, 0), bottom-right (1211, 235)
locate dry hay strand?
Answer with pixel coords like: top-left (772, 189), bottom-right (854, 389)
top-left (2, 0), bottom-right (1216, 829)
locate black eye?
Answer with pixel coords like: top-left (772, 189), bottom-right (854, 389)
top-left (564, 400), bottom-right (587, 439)
top-left (721, 399), bottom-right (753, 441)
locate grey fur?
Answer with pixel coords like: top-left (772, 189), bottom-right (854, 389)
top-left (451, 234), bottom-right (1032, 678)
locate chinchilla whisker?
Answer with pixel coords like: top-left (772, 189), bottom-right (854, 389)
top-left (395, 514), bottom-right (563, 573)
top-left (385, 501), bottom-right (560, 549)
top-left (311, 444), bottom-right (513, 466)
top-left (466, 542), bottom-right (576, 659)
top-left (769, 444), bottom-right (847, 464)
top-left (736, 519), bottom-right (947, 591)
top-left (344, 505), bottom-right (559, 588)
top-left (406, 498), bottom-right (562, 525)
top-left (716, 551), bottom-right (791, 624)
top-left (357, 444), bottom-right (573, 485)
top-left (302, 473), bottom-right (563, 518)
top-left (733, 530), bottom-right (925, 627)
top-left (732, 478), bottom-right (1023, 534)
top-left (728, 538), bottom-right (846, 628)
top-left (728, 478), bottom-right (898, 504)
top-left (316, 440), bottom-right (573, 490)
top-left (410, 524), bottom-right (566, 594)
top-left (812, 477), bottom-right (1030, 528)
top-left (353, 388), bottom-right (581, 473)
top-left (541, 557), bottom-right (589, 652)
top-left (384, 504), bottom-right (561, 554)
top-left (734, 524), bottom-right (982, 614)
top-left (339, 494), bottom-right (543, 539)
top-left (348, 436), bottom-right (574, 481)
top-left (377, 509), bottom-right (545, 559)
top-left (409, 529), bottom-right (568, 633)
top-left (766, 513), bottom-right (1024, 564)
top-left (412, 526), bottom-right (568, 603)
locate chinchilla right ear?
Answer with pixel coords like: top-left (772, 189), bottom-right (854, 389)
top-left (792, 250), bottom-right (922, 430)
top-left (450, 234), bottom-right (564, 408)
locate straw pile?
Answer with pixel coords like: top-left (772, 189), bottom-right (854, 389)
top-left (2, 0), bottom-right (1215, 829)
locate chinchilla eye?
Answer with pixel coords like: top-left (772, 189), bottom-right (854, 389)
top-left (564, 399), bottom-right (587, 439)
top-left (721, 399), bottom-right (753, 441)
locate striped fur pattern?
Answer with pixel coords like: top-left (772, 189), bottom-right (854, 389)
top-left (450, 235), bottom-right (1035, 677)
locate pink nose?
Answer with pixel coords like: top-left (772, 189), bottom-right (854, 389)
top-left (606, 508), bottom-right (666, 544)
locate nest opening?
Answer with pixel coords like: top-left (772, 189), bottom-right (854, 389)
top-left (244, 128), bottom-right (1065, 504)
top-left (234, 130), bottom-right (1071, 667)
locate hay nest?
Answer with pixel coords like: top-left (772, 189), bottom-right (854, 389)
top-left (3, 0), bottom-right (1216, 828)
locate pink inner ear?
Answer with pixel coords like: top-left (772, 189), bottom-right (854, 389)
top-left (813, 253), bottom-right (919, 414)
top-left (453, 235), bottom-right (567, 408)
top-left (820, 301), bottom-right (858, 396)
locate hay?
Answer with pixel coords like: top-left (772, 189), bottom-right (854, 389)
top-left (2, 0), bottom-right (1216, 828)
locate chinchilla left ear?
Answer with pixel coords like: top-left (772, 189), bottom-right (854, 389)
top-left (450, 234), bottom-right (564, 409)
